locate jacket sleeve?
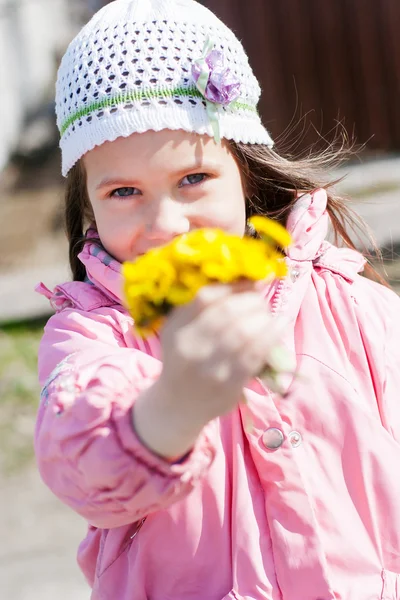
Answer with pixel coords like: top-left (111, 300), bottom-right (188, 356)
top-left (35, 307), bottom-right (217, 529)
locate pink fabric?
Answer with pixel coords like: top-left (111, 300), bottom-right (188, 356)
top-left (35, 189), bottom-right (400, 600)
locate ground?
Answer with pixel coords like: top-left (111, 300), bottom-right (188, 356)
top-left (1, 152), bottom-right (400, 598)
top-left (0, 152), bottom-right (90, 599)
top-left (1, 467), bottom-right (89, 600)
top-left (0, 319), bottom-right (89, 599)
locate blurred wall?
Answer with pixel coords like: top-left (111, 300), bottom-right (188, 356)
top-left (201, 0), bottom-right (400, 152)
top-left (0, 0), bottom-right (75, 170)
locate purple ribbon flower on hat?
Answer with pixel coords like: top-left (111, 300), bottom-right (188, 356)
top-left (192, 46), bottom-right (241, 105)
top-left (192, 38), bottom-right (241, 142)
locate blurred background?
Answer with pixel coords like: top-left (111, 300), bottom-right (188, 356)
top-left (0, 1), bottom-right (399, 598)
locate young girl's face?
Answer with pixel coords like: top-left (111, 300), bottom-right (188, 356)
top-left (83, 129), bottom-right (246, 263)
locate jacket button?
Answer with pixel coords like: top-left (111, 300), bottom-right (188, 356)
top-left (289, 430), bottom-right (302, 448)
top-left (290, 267), bottom-right (300, 282)
top-left (262, 427), bottom-right (284, 450)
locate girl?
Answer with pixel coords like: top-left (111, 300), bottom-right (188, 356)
top-left (35, 0), bottom-right (400, 598)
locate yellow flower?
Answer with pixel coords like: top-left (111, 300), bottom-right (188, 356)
top-left (178, 268), bottom-right (210, 295)
top-left (135, 316), bottom-right (165, 338)
top-left (122, 216), bottom-right (291, 338)
top-left (166, 283), bottom-right (197, 306)
top-left (170, 229), bottom-right (219, 265)
top-left (122, 253), bottom-right (176, 305)
top-left (249, 215), bottom-right (292, 248)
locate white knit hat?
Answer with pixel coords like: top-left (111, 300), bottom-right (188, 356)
top-left (56, 0), bottom-right (274, 176)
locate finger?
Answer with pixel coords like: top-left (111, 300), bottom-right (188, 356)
top-left (165, 295), bottom-right (271, 367)
top-left (193, 280), bottom-right (259, 311)
top-left (198, 310), bottom-right (274, 386)
top-left (195, 291), bottom-right (270, 337)
top-left (214, 309), bottom-right (274, 355)
top-left (241, 329), bottom-right (294, 378)
top-left (167, 285), bottom-right (266, 333)
top-left (166, 284), bottom-right (233, 327)
top-left (238, 334), bottom-right (278, 378)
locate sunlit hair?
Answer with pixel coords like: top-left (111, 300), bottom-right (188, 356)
top-left (65, 138), bottom-right (387, 285)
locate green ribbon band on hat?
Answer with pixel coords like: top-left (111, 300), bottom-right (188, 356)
top-left (60, 87), bottom-right (257, 138)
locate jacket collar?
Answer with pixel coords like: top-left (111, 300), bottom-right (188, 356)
top-left (78, 230), bottom-right (124, 305)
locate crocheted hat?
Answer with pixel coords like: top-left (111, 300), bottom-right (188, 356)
top-left (56, 0), bottom-right (274, 176)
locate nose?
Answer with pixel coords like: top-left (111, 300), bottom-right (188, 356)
top-left (144, 196), bottom-right (190, 242)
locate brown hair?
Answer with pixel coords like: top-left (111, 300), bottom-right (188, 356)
top-left (65, 159), bottom-right (94, 282)
top-left (65, 141), bottom-right (386, 285)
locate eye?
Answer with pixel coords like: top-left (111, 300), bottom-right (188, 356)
top-left (110, 187), bottom-right (140, 198)
top-left (180, 173), bottom-right (209, 187)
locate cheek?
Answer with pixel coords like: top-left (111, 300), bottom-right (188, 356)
top-left (205, 182), bottom-right (246, 235)
top-left (93, 209), bottom-right (140, 260)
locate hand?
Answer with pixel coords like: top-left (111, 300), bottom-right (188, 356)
top-left (132, 282), bottom-right (284, 459)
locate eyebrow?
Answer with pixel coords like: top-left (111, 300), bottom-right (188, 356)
top-left (95, 161), bottom-right (221, 191)
top-left (95, 177), bottom-right (138, 191)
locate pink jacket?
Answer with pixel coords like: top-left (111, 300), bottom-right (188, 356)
top-left (35, 189), bottom-right (400, 600)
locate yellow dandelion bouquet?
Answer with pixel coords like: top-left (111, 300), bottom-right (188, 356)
top-left (122, 216), bottom-right (293, 395)
top-left (122, 215), bottom-right (291, 333)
